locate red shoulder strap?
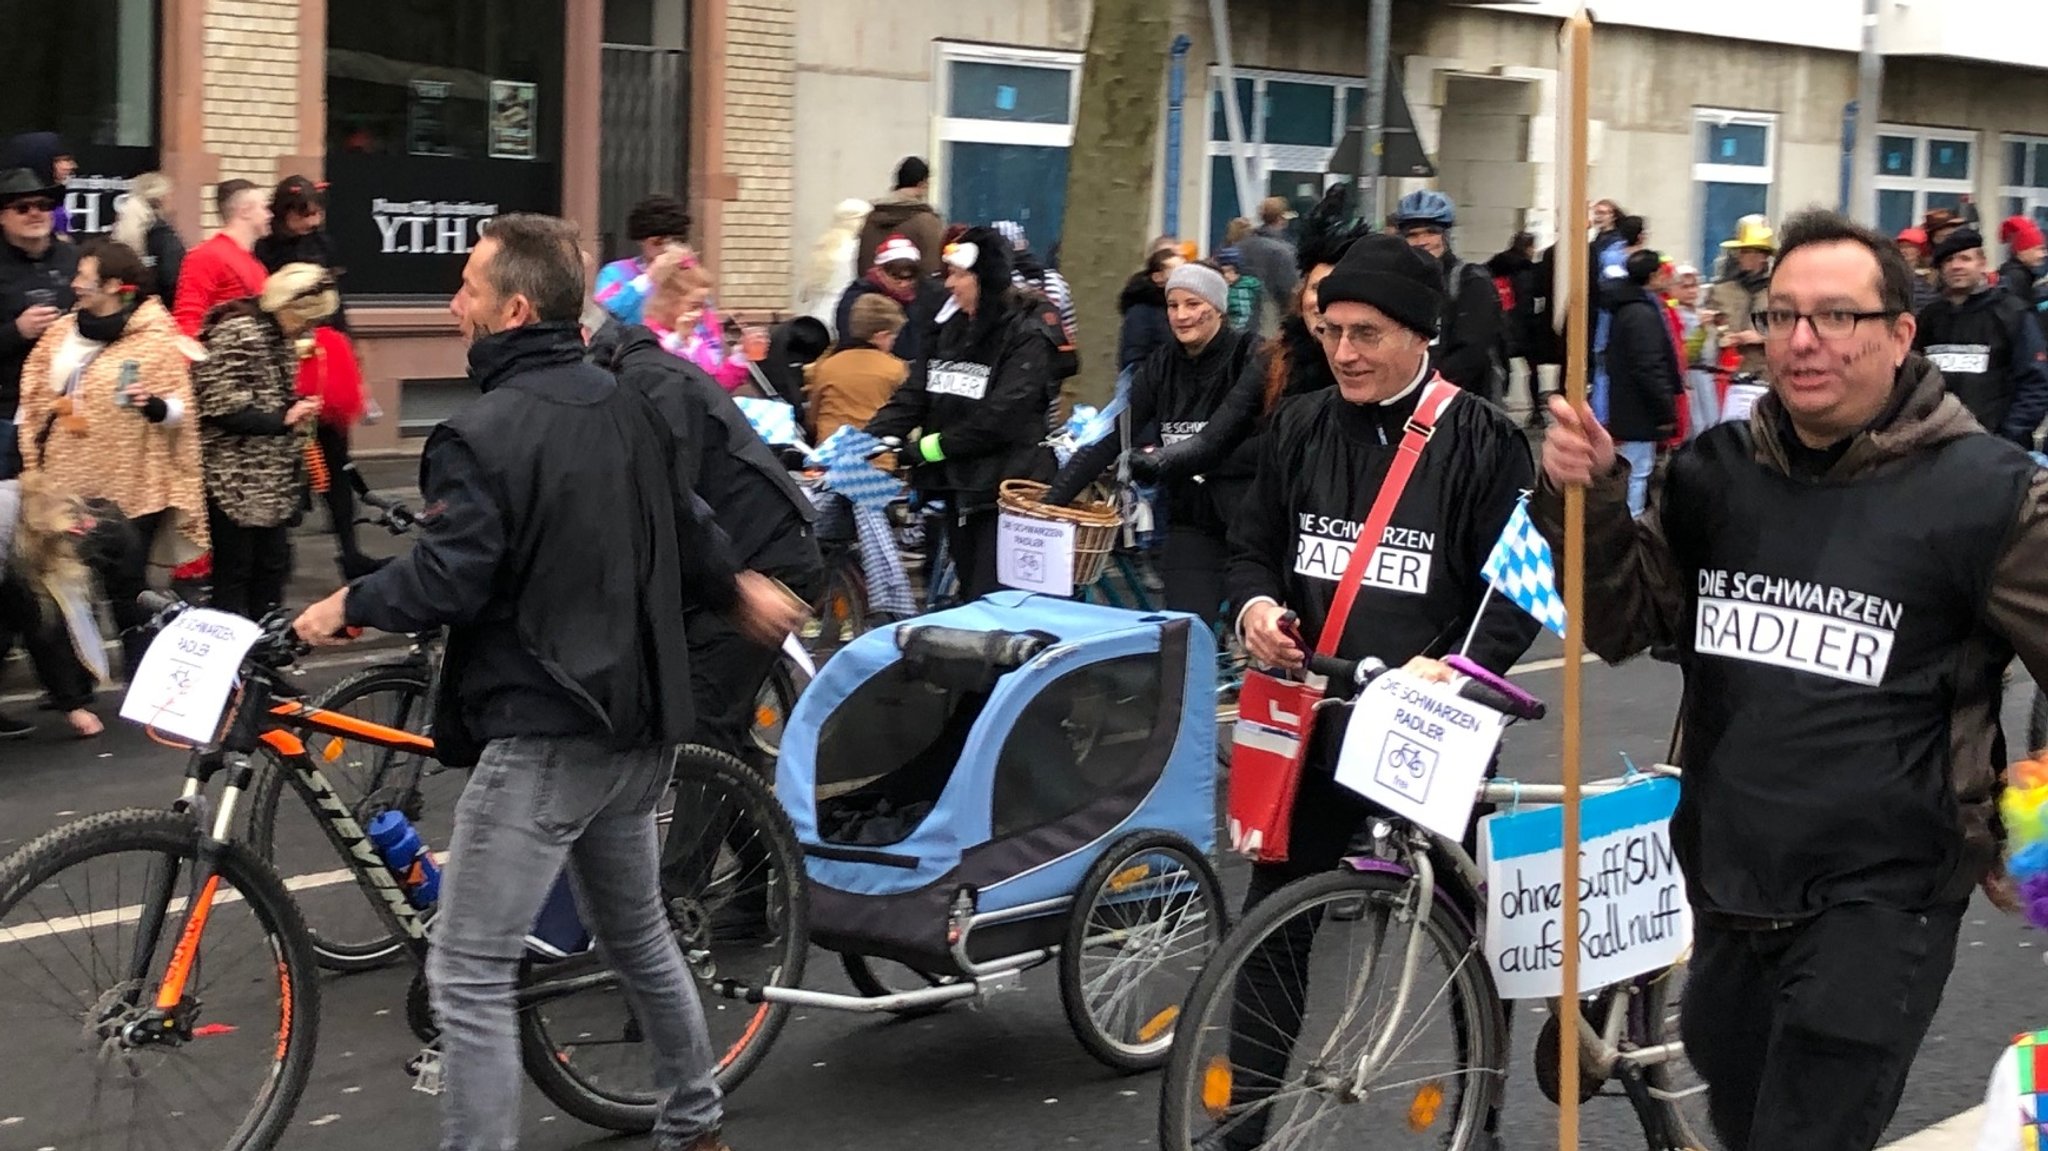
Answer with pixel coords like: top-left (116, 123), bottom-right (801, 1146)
top-left (1316, 378), bottom-right (1461, 656)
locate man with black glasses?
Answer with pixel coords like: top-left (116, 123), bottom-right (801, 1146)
top-left (0, 167), bottom-right (78, 482)
top-left (1538, 208), bottom-right (2048, 1150)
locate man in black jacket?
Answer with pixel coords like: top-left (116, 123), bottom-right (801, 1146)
top-left (294, 214), bottom-right (798, 1151)
top-left (1395, 190), bottom-right (1507, 402)
top-left (1539, 209), bottom-right (2048, 1151)
top-left (0, 167), bottom-right (79, 481)
top-left (1216, 234), bottom-right (1538, 1150)
top-left (1604, 249), bottom-right (1684, 515)
top-left (588, 319), bottom-right (825, 771)
top-left (1915, 227), bottom-right (2048, 447)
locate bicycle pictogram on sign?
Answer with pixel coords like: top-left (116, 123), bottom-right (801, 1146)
top-left (1373, 731), bottom-right (1439, 804)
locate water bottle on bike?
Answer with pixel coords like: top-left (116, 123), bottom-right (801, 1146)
top-left (367, 809), bottom-right (442, 909)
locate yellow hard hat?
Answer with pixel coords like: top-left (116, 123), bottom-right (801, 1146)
top-left (1720, 215), bottom-right (1776, 252)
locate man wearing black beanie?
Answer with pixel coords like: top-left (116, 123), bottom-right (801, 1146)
top-left (1209, 231), bottom-right (1540, 1150)
top-left (1913, 226), bottom-right (2048, 445)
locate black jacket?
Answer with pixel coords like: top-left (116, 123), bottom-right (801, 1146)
top-left (590, 322), bottom-right (822, 580)
top-left (1048, 326), bottom-right (1266, 532)
top-left (867, 290), bottom-right (1058, 509)
top-left (0, 237), bottom-right (81, 424)
top-left (1601, 280), bottom-right (1683, 442)
top-left (1227, 372), bottom-right (1541, 679)
top-left (143, 219), bottom-right (187, 313)
top-left (1434, 249), bottom-right (1507, 400)
top-left (1487, 248), bottom-right (1538, 361)
top-left (2001, 257), bottom-right (2048, 345)
top-left (254, 229), bottom-right (349, 334)
top-left (1117, 274), bottom-right (1172, 371)
top-left (1914, 285), bottom-right (2048, 445)
top-left (834, 274), bottom-right (944, 364)
top-left (344, 322), bottom-right (736, 766)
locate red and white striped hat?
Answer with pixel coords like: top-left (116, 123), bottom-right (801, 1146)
top-left (874, 233), bottom-right (921, 267)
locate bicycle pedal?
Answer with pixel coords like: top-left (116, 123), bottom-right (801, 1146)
top-left (409, 1046), bottom-right (444, 1095)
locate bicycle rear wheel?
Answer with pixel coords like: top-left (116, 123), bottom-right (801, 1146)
top-left (518, 744), bottom-right (808, 1127)
top-left (0, 808), bottom-right (320, 1151)
top-left (247, 663), bottom-right (456, 973)
top-left (1159, 868), bottom-right (1504, 1151)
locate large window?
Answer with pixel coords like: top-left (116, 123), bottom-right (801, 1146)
top-left (1875, 126), bottom-right (1976, 240)
top-left (2002, 134), bottom-right (2048, 244)
top-left (1692, 109), bottom-right (1775, 274)
top-left (934, 43), bottom-right (1079, 258)
top-left (0, 0), bottom-right (161, 235)
top-left (325, 0), bottom-right (565, 298)
top-left (1202, 68), bottom-right (1365, 252)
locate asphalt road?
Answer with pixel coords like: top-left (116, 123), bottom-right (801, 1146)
top-left (0, 639), bottom-right (2035, 1150)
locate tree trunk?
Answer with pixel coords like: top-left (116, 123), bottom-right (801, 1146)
top-left (1061, 0), bottom-right (1172, 407)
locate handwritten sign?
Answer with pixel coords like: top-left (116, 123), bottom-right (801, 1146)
top-left (996, 512), bottom-right (1074, 598)
top-left (1333, 670), bottom-right (1504, 841)
top-left (119, 609), bottom-right (263, 744)
top-left (1479, 776), bottom-right (1693, 1000)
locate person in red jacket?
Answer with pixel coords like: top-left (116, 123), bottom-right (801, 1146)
top-left (172, 179), bottom-right (270, 337)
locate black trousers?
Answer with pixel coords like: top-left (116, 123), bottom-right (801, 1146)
top-left (314, 423), bottom-right (375, 576)
top-left (1159, 523), bottom-right (1230, 619)
top-left (101, 510), bottom-right (164, 676)
top-left (1682, 900), bottom-right (1962, 1151)
top-left (207, 500), bottom-right (291, 622)
top-left (0, 576), bottom-right (96, 711)
top-left (661, 561), bottom-right (824, 898)
top-left (947, 508), bottom-right (1002, 601)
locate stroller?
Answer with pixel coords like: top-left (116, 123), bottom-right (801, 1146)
top-left (770, 591), bottom-right (1227, 1072)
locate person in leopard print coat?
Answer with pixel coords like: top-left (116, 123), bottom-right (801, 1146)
top-left (192, 263), bottom-right (335, 619)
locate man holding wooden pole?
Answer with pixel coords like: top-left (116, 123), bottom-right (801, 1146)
top-left (1535, 207), bottom-right (2048, 1149)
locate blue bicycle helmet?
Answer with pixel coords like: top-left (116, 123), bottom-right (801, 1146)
top-left (1396, 189), bottom-right (1457, 230)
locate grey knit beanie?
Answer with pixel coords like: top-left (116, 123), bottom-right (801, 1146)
top-left (1165, 262), bottom-right (1229, 316)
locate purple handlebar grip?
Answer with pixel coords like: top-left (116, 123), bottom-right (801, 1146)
top-left (1444, 654), bottom-right (1547, 721)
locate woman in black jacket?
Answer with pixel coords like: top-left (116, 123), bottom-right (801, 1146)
top-left (1116, 248), bottom-right (1182, 371)
top-left (867, 226), bottom-right (1059, 599)
top-left (111, 172), bottom-right (186, 312)
top-left (1049, 261), bottom-right (1264, 618)
top-left (1601, 249), bottom-right (1684, 516)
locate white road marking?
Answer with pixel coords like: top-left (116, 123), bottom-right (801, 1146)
top-left (1, 863), bottom-right (371, 945)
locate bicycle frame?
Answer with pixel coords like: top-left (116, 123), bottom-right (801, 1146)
top-left (125, 665), bottom-right (614, 1049)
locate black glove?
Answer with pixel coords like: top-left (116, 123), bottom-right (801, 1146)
top-left (1126, 448), bottom-right (1165, 483)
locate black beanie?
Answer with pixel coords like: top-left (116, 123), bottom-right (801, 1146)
top-left (1312, 233), bottom-right (1447, 339)
top-left (1931, 227), bottom-right (1984, 267)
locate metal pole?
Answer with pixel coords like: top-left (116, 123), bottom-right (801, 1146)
top-left (1848, 0), bottom-right (1882, 224)
top-left (1206, 0), bottom-right (1258, 229)
top-left (1359, 0), bottom-right (1393, 223)
top-left (1164, 35), bottom-right (1193, 239)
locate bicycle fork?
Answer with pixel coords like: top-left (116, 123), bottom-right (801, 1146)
top-left (1334, 846), bottom-right (1437, 1094)
top-left (109, 762), bottom-right (252, 1052)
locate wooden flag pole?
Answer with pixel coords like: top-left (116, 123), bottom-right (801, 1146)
top-left (1557, 10), bottom-right (1594, 1151)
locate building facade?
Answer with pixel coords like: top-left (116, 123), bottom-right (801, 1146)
top-left (3, 0), bottom-right (783, 452)
top-left (784, 0), bottom-right (2048, 303)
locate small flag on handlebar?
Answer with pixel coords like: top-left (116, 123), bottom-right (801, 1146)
top-left (1480, 497), bottom-right (1568, 637)
top-left (811, 426), bottom-right (904, 511)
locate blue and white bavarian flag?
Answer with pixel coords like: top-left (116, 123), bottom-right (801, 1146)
top-left (1480, 497), bottom-right (1567, 637)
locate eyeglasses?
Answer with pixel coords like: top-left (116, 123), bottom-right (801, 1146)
top-left (883, 265), bottom-right (918, 281)
top-left (1752, 308), bottom-right (1899, 341)
top-left (1313, 322), bottom-right (1405, 350)
top-left (4, 198), bottom-right (55, 215)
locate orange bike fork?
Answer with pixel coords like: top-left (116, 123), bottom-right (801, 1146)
top-left (154, 873), bottom-right (224, 1010)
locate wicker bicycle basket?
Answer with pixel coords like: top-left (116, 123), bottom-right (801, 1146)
top-left (996, 479), bottom-right (1125, 589)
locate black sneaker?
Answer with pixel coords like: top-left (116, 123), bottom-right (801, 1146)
top-left (0, 711), bottom-right (33, 740)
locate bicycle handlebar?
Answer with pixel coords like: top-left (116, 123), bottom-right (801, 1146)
top-left (1284, 613), bottom-right (1547, 722)
top-left (133, 592), bottom-right (311, 671)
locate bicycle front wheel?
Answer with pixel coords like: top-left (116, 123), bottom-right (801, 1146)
top-left (0, 808), bottom-right (321, 1151)
top-left (1637, 963), bottom-right (1719, 1149)
top-left (247, 662), bottom-right (455, 973)
top-left (1160, 867), bottom-right (1505, 1151)
top-left (518, 744), bottom-right (809, 1126)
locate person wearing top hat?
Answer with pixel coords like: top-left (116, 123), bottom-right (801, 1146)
top-left (1706, 215), bottom-right (1775, 379)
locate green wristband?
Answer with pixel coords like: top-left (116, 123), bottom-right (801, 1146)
top-left (918, 433), bottom-right (946, 463)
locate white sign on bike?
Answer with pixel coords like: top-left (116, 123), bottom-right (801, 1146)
top-left (1478, 776), bottom-right (1692, 999)
top-left (996, 512), bottom-right (1074, 598)
top-left (118, 609), bottom-right (263, 744)
top-left (1333, 670), bottom-right (1504, 841)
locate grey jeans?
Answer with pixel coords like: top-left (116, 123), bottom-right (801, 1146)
top-left (427, 736), bottom-right (722, 1150)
